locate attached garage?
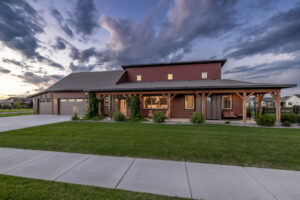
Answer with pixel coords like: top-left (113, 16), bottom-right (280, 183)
top-left (39, 100), bottom-right (52, 114)
top-left (59, 99), bottom-right (87, 115)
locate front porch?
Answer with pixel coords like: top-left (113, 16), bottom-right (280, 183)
top-left (96, 89), bottom-right (282, 123)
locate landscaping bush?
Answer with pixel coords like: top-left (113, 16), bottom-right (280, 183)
top-left (225, 120), bottom-right (231, 124)
top-left (281, 114), bottom-right (297, 123)
top-left (282, 121), bottom-right (291, 127)
top-left (190, 112), bottom-right (205, 124)
top-left (112, 111), bottom-right (125, 121)
top-left (297, 115), bottom-right (300, 123)
top-left (85, 92), bottom-right (99, 119)
top-left (256, 115), bottom-right (275, 127)
top-left (71, 112), bottom-right (80, 121)
top-left (152, 111), bottom-right (166, 123)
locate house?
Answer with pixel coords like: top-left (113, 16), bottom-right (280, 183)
top-left (29, 59), bottom-right (296, 123)
top-left (1, 97), bottom-right (32, 108)
top-left (284, 94), bottom-right (300, 107)
top-left (247, 97), bottom-right (275, 108)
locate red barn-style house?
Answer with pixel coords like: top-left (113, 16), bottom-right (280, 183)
top-left (30, 59), bottom-right (296, 123)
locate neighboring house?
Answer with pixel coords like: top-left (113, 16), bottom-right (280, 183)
top-left (29, 59), bottom-right (296, 123)
top-left (247, 97), bottom-right (275, 108)
top-left (284, 94), bottom-right (300, 107)
top-left (5, 97), bottom-right (32, 108)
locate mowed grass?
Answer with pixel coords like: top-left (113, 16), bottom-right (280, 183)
top-left (0, 112), bottom-right (33, 117)
top-left (0, 175), bottom-right (183, 200)
top-left (0, 108), bottom-right (32, 113)
top-left (0, 122), bottom-right (300, 170)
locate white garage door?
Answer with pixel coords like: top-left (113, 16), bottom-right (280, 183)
top-left (59, 99), bottom-right (87, 115)
top-left (39, 100), bottom-right (52, 114)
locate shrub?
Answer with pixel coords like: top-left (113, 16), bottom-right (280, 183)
top-left (71, 112), bottom-right (80, 121)
top-left (282, 121), bottom-right (291, 127)
top-left (256, 115), bottom-right (275, 127)
top-left (281, 114), bottom-right (297, 123)
top-left (112, 111), bottom-right (125, 121)
top-left (297, 115), bottom-right (300, 123)
top-left (152, 111), bottom-right (166, 123)
top-left (225, 120), bottom-right (231, 124)
top-left (190, 112), bottom-right (205, 124)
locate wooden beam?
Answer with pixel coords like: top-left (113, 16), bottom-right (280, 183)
top-left (235, 92), bottom-right (243, 100)
top-left (201, 92), bottom-right (206, 119)
top-left (168, 93), bottom-right (171, 119)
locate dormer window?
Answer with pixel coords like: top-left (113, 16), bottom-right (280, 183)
top-left (136, 75), bottom-right (142, 81)
top-left (202, 72), bottom-right (208, 79)
top-left (168, 74), bottom-right (173, 80)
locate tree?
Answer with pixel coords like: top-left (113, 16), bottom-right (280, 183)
top-left (13, 100), bottom-right (22, 109)
top-left (85, 92), bottom-right (99, 119)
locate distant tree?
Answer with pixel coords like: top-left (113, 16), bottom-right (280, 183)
top-left (13, 100), bottom-right (22, 109)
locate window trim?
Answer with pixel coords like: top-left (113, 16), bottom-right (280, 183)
top-left (222, 95), bottom-right (232, 110)
top-left (185, 95), bottom-right (195, 109)
top-left (136, 74), bottom-right (142, 81)
top-left (202, 72), bottom-right (208, 79)
top-left (143, 95), bottom-right (168, 110)
top-left (167, 73), bottom-right (173, 80)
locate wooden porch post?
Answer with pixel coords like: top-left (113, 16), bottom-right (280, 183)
top-left (201, 92), bottom-right (206, 119)
top-left (269, 90), bottom-right (281, 124)
top-left (242, 92), bottom-right (247, 123)
top-left (255, 94), bottom-right (264, 117)
top-left (168, 93), bottom-right (171, 119)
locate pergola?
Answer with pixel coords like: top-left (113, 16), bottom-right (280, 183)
top-left (96, 88), bottom-right (282, 123)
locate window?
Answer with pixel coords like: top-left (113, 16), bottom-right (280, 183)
top-left (185, 95), bottom-right (194, 109)
top-left (69, 99), bottom-right (75, 102)
top-left (61, 99), bottom-right (67, 102)
top-left (168, 74), bottom-right (173, 80)
top-left (288, 102), bottom-right (293, 105)
top-left (104, 97), bottom-right (110, 106)
top-left (143, 96), bottom-right (168, 109)
top-left (136, 75), bottom-right (142, 81)
top-left (222, 95), bottom-right (232, 109)
top-left (202, 72), bottom-right (208, 79)
top-left (76, 99), bottom-right (84, 102)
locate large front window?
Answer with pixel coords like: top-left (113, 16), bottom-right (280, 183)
top-left (143, 96), bottom-right (168, 109)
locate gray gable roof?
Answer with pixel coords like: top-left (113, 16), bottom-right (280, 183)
top-left (47, 70), bottom-right (124, 92)
top-left (29, 70), bottom-right (296, 97)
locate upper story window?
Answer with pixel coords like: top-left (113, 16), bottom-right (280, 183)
top-left (185, 95), bottom-right (194, 109)
top-left (136, 75), bottom-right (142, 81)
top-left (168, 74), bottom-right (173, 80)
top-left (202, 72), bottom-right (208, 79)
top-left (222, 95), bottom-right (232, 109)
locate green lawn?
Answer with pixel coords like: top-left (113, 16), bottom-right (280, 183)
top-left (0, 122), bottom-right (300, 170)
top-left (0, 108), bottom-right (32, 113)
top-left (0, 175), bottom-right (182, 200)
top-left (0, 112), bottom-right (33, 117)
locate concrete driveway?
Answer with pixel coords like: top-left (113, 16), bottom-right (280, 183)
top-left (0, 115), bottom-right (70, 132)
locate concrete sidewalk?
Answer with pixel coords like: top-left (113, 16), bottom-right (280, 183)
top-left (0, 147), bottom-right (299, 200)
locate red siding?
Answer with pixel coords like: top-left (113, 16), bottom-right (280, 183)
top-left (222, 94), bottom-right (243, 116)
top-left (124, 63), bottom-right (221, 82)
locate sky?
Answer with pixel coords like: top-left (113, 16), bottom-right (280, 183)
top-left (0, 0), bottom-right (299, 99)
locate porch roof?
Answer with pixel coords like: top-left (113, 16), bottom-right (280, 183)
top-left (88, 79), bottom-right (296, 92)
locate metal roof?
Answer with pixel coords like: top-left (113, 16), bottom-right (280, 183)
top-left (122, 59), bottom-right (227, 69)
top-left (28, 70), bottom-right (297, 97)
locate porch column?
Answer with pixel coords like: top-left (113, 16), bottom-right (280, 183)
top-left (139, 94), bottom-right (143, 118)
top-left (201, 92), bottom-right (206, 119)
top-left (276, 90), bottom-right (281, 124)
top-left (269, 90), bottom-right (281, 124)
top-left (168, 93), bottom-right (171, 119)
top-left (255, 94), bottom-right (264, 117)
top-left (242, 92), bottom-right (247, 123)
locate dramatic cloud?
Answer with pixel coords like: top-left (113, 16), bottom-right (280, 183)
top-left (226, 3), bottom-right (300, 59)
top-left (0, 0), bottom-right (43, 58)
top-left (50, 8), bottom-right (74, 38)
top-left (2, 58), bottom-right (31, 69)
top-left (96, 0), bottom-right (239, 66)
top-left (69, 62), bottom-right (96, 72)
top-left (52, 37), bottom-right (67, 50)
top-left (0, 66), bottom-right (10, 74)
top-left (69, 46), bottom-right (99, 63)
top-left (71, 0), bottom-right (99, 35)
top-left (17, 72), bottom-right (63, 85)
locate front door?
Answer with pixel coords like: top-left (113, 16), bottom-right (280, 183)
top-left (119, 99), bottom-right (127, 116)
